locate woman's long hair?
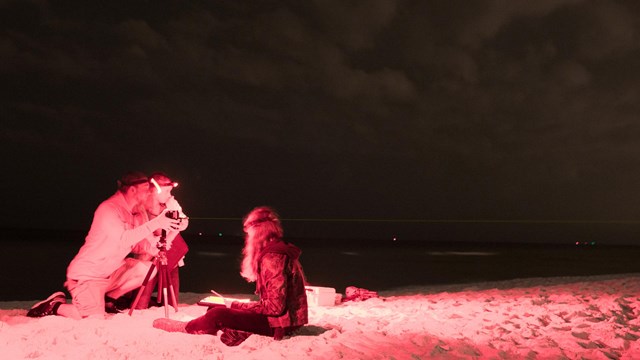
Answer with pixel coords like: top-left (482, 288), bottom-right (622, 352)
top-left (240, 206), bottom-right (283, 282)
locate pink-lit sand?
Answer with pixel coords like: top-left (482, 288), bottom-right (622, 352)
top-left (1, 274), bottom-right (639, 359)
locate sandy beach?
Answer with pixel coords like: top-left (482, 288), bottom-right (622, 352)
top-left (1, 273), bottom-right (639, 359)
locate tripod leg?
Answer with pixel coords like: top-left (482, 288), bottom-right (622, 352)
top-left (170, 266), bottom-right (180, 304)
top-left (160, 263), bottom-right (170, 318)
top-left (166, 267), bottom-right (179, 312)
top-left (168, 284), bottom-right (178, 312)
top-left (128, 261), bottom-right (157, 316)
top-left (157, 265), bottom-right (164, 304)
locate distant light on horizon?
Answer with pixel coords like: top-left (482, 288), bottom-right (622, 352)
top-left (340, 251), bottom-right (360, 256)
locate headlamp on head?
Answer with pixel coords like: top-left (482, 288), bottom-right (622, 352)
top-left (127, 178), bottom-right (150, 186)
top-left (117, 172), bottom-right (149, 190)
top-left (150, 178), bottom-right (179, 194)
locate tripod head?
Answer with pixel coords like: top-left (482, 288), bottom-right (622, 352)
top-left (154, 229), bottom-right (170, 266)
top-left (157, 229), bottom-right (168, 251)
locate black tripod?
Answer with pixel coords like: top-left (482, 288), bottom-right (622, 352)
top-left (129, 230), bottom-right (179, 318)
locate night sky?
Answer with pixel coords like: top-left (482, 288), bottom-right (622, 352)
top-left (3, 1), bottom-right (640, 243)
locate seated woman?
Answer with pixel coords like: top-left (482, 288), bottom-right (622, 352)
top-left (153, 206), bottom-right (308, 346)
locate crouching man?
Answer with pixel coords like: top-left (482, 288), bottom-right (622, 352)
top-left (27, 172), bottom-right (181, 319)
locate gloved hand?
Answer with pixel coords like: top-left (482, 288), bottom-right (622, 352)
top-left (165, 197), bottom-right (189, 231)
top-left (175, 217), bottom-right (189, 232)
top-left (147, 209), bottom-right (182, 232)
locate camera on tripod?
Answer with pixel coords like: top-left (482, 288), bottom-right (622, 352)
top-left (165, 210), bottom-right (187, 220)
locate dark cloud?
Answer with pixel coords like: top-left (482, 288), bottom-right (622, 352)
top-left (3, 0), bottom-right (640, 241)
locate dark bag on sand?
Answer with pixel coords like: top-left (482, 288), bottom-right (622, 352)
top-left (344, 286), bottom-right (378, 302)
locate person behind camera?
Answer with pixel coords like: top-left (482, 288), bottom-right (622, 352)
top-left (129, 172), bottom-right (189, 309)
top-left (153, 206), bottom-right (308, 346)
top-left (26, 172), bottom-right (182, 319)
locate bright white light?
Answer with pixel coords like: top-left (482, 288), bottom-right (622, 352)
top-left (150, 178), bottom-right (162, 194)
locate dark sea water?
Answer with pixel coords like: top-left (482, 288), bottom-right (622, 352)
top-left (1, 228), bottom-right (640, 301)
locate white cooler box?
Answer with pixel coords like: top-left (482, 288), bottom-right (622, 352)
top-left (305, 286), bottom-right (337, 307)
